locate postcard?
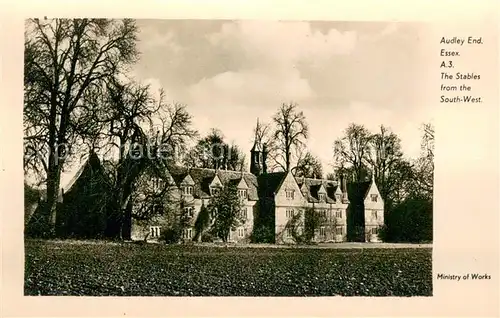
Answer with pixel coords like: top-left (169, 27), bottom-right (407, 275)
top-left (0, 0), bottom-right (498, 317)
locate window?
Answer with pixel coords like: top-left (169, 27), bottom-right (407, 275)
top-left (238, 208), bottom-right (246, 219)
top-left (370, 194), bottom-right (378, 202)
top-left (336, 226), bottom-right (343, 235)
top-left (371, 227), bottom-right (378, 235)
top-left (286, 209), bottom-right (295, 218)
top-left (210, 187), bottom-right (220, 196)
top-left (285, 227), bottom-right (293, 238)
top-left (150, 226), bottom-right (161, 238)
top-left (155, 178), bottom-right (165, 192)
top-left (335, 194), bottom-right (341, 202)
top-left (182, 228), bottom-right (193, 239)
top-left (184, 207), bottom-right (194, 218)
top-left (184, 186), bottom-right (193, 195)
top-left (319, 226), bottom-right (326, 237)
top-left (371, 210), bottom-right (378, 220)
top-left (238, 189), bottom-right (247, 199)
top-left (318, 193), bottom-right (325, 201)
top-left (285, 190), bottom-right (295, 200)
top-left (335, 210), bottom-right (342, 218)
top-left (239, 207), bottom-right (251, 220)
top-left (238, 227), bottom-right (245, 238)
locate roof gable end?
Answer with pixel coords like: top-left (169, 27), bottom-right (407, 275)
top-left (180, 174), bottom-right (195, 186)
top-left (209, 174), bottom-right (223, 188)
top-left (237, 177), bottom-right (249, 189)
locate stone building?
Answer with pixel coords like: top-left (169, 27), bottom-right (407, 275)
top-left (130, 135), bottom-right (384, 244)
top-left (41, 128), bottom-right (384, 243)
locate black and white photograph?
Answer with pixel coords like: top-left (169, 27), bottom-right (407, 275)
top-left (23, 18), bottom-right (435, 297)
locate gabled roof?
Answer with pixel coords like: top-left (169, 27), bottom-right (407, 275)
top-left (63, 152), bottom-right (109, 194)
top-left (228, 176), bottom-right (249, 189)
top-left (237, 177), bottom-right (249, 189)
top-left (297, 177), bottom-right (340, 203)
top-left (346, 181), bottom-right (371, 204)
top-left (180, 174), bottom-right (195, 185)
top-left (209, 174), bottom-right (223, 188)
top-left (257, 172), bottom-right (287, 198)
top-left (167, 166), bottom-right (259, 200)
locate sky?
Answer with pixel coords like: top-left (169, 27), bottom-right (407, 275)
top-left (131, 20), bottom-right (433, 170)
top-left (61, 19), bottom-right (434, 186)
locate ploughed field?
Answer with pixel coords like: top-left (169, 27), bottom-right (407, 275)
top-left (25, 240), bottom-right (432, 296)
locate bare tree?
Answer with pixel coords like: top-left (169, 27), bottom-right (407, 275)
top-left (183, 129), bottom-right (246, 171)
top-left (24, 18), bottom-right (139, 234)
top-left (270, 102), bottom-right (309, 172)
top-left (325, 172), bottom-right (336, 181)
top-left (253, 118), bottom-right (271, 146)
top-left (333, 123), bottom-right (372, 182)
top-left (292, 151), bottom-right (323, 179)
top-left (97, 76), bottom-right (197, 238)
top-left (366, 125), bottom-right (404, 202)
top-left (412, 123), bottom-right (434, 198)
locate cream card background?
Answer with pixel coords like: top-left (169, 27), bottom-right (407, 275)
top-left (0, 0), bottom-right (498, 317)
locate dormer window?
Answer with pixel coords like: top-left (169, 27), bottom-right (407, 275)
top-left (184, 207), bottom-right (194, 218)
top-left (238, 189), bottom-right (247, 199)
top-left (183, 186), bottom-right (193, 196)
top-left (318, 193), bottom-right (325, 201)
top-left (335, 194), bottom-right (341, 202)
top-left (285, 190), bottom-right (295, 200)
top-left (210, 187), bottom-right (221, 196)
top-left (370, 194), bottom-right (378, 202)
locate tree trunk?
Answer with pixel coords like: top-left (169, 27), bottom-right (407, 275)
top-left (44, 159), bottom-right (62, 237)
top-left (43, 80), bottom-right (61, 237)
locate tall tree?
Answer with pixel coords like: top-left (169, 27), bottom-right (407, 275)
top-left (366, 125), bottom-right (404, 204)
top-left (183, 129), bottom-right (246, 171)
top-left (412, 123), bottom-right (434, 199)
top-left (326, 172), bottom-right (337, 181)
top-left (207, 182), bottom-right (244, 242)
top-left (24, 18), bottom-right (139, 234)
top-left (101, 77), bottom-right (196, 238)
top-left (253, 118), bottom-right (271, 148)
top-left (333, 123), bottom-right (372, 182)
top-left (292, 151), bottom-right (323, 179)
top-left (270, 102), bottom-right (309, 172)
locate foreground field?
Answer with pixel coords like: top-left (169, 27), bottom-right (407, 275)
top-left (25, 240), bottom-right (432, 296)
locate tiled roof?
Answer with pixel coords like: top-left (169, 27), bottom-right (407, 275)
top-left (63, 154), bottom-right (354, 205)
top-left (347, 181), bottom-right (371, 203)
top-left (257, 172), bottom-right (287, 198)
top-left (168, 166), bottom-right (259, 200)
top-left (297, 177), bottom-right (340, 203)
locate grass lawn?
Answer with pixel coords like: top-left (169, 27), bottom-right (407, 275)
top-left (25, 240), bottom-right (432, 296)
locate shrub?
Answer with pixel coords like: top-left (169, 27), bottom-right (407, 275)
top-left (201, 233), bottom-right (214, 243)
top-left (250, 225), bottom-right (275, 243)
top-left (161, 227), bottom-right (181, 244)
top-left (383, 197), bottom-right (432, 243)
